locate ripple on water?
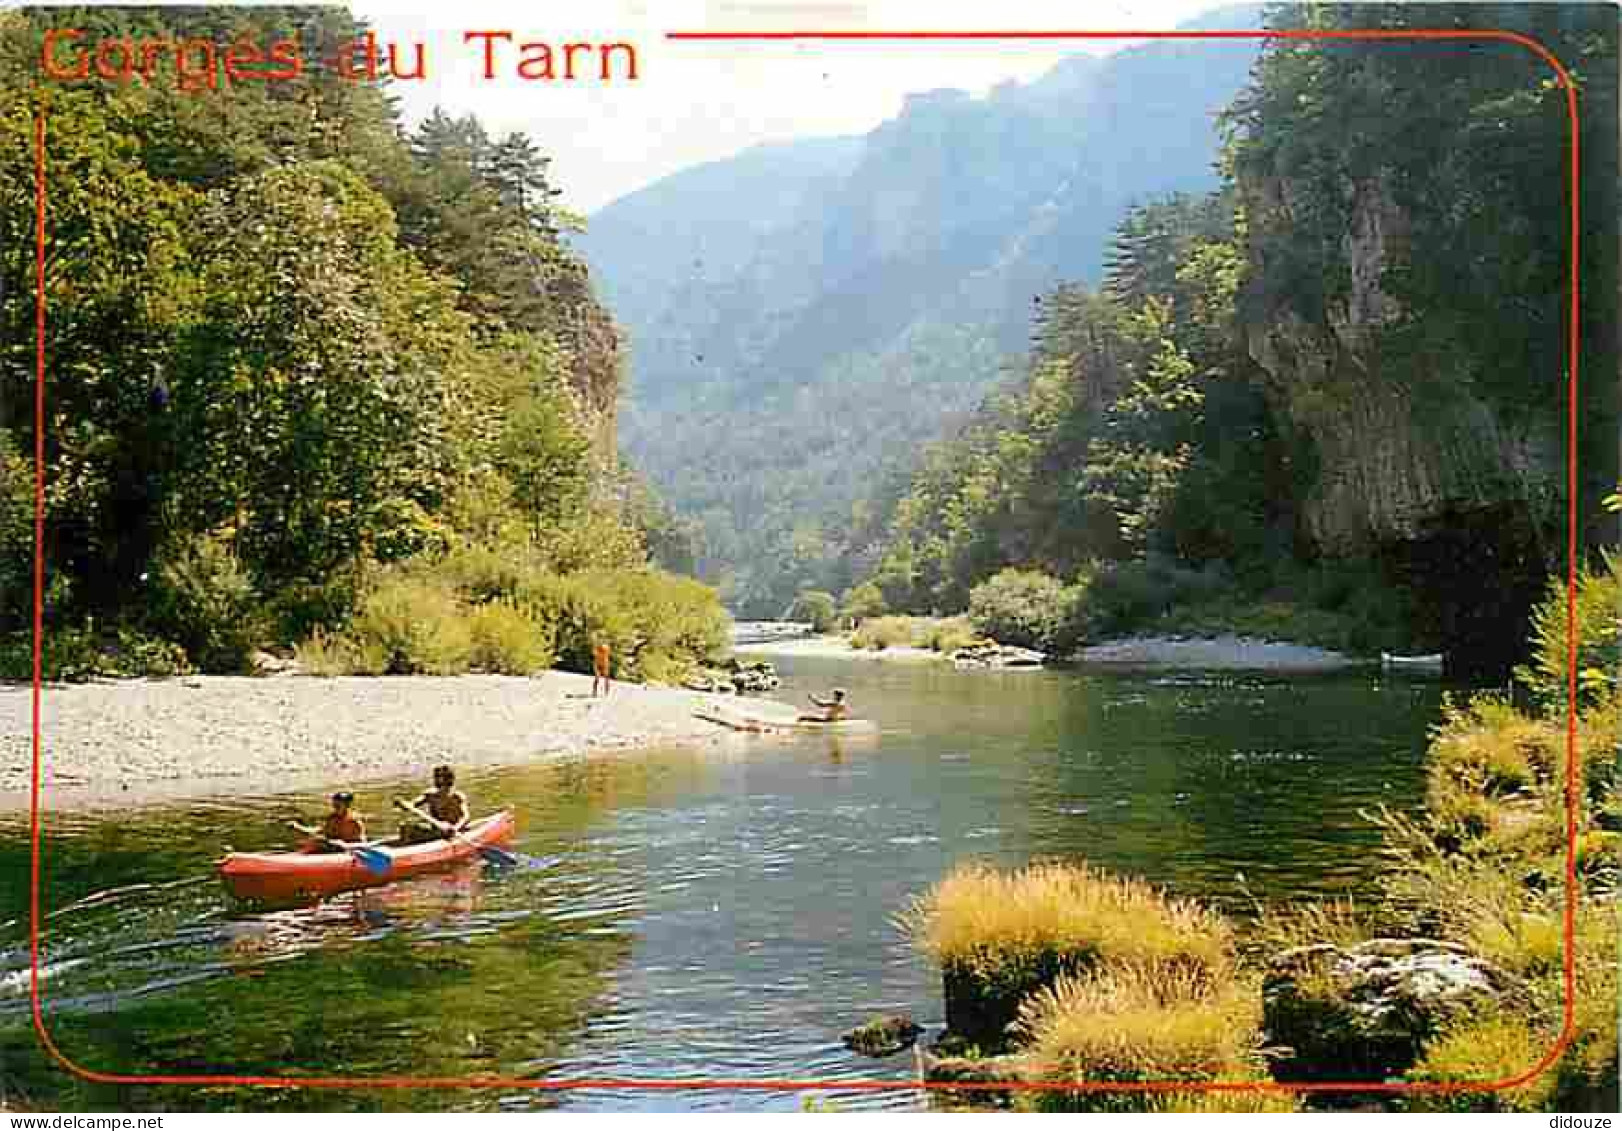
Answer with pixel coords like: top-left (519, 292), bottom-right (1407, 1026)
top-left (0, 665), bottom-right (1441, 1110)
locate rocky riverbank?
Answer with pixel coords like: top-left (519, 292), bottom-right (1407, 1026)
top-left (0, 671), bottom-right (746, 811)
top-left (1077, 634), bottom-right (1359, 671)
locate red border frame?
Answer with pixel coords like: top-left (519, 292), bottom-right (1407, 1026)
top-left (27, 24), bottom-right (1583, 1102)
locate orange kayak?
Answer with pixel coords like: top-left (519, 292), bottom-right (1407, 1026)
top-left (219, 810), bottom-right (516, 904)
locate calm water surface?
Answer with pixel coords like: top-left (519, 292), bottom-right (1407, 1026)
top-left (0, 659), bottom-right (1450, 1110)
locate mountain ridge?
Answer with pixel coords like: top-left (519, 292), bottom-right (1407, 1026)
top-left (577, 5), bottom-right (1265, 613)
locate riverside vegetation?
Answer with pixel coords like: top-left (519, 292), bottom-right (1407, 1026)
top-left (608, 2), bottom-right (1617, 677)
top-left (0, 6), bottom-right (722, 685)
top-left (896, 561), bottom-right (1620, 1111)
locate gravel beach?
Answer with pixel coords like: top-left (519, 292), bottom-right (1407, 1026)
top-left (735, 632), bottom-right (1359, 671)
top-left (1076, 634), bottom-right (1360, 671)
top-left (1, 671), bottom-right (747, 812)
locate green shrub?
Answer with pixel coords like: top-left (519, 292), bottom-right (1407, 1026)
top-left (437, 541), bottom-right (544, 605)
top-left (1428, 695), bottom-right (1557, 804)
top-left (849, 615), bottom-right (918, 651)
top-left (1078, 556), bottom-right (1237, 640)
top-left (0, 432), bottom-right (31, 635)
top-left (0, 627), bottom-right (101, 682)
top-left (1405, 1015), bottom-right (1556, 1111)
top-left (522, 567), bottom-right (725, 683)
top-left (535, 508), bottom-right (649, 574)
top-left (839, 580), bottom-right (888, 624)
top-left (521, 571), bottom-right (631, 674)
top-left (1014, 965), bottom-right (1268, 1110)
top-left (264, 563), bottom-right (370, 642)
top-left (0, 625), bottom-right (193, 682)
top-left (467, 599), bottom-right (552, 674)
top-left (106, 629), bottom-right (192, 677)
top-left (294, 628), bottom-right (373, 677)
top-left (148, 532), bottom-right (264, 673)
top-left (1517, 555), bottom-right (1619, 712)
top-left (968, 569), bottom-right (1073, 651)
top-left (788, 589), bottom-right (838, 633)
top-left (923, 616), bottom-right (982, 653)
top-left (345, 575), bottom-right (472, 675)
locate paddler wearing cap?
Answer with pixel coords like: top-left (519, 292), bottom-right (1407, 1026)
top-left (302, 791), bottom-right (366, 852)
top-left (799, 688), bottom-right (850, 723)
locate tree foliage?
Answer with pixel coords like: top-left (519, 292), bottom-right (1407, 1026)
top-left (0, 6), bottom-right (715, 674)
top-left (845, 2), bottom-right (1615, 666)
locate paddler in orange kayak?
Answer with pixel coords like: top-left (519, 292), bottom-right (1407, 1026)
top-left (397, 764), bottom-right (471, 844)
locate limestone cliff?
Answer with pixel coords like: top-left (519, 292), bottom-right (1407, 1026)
top-left (545, 258), bottom-right (623, 472)
top-left (1240, 170), bottom-right (1563, 558)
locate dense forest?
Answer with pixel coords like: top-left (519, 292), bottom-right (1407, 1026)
top-left (843, 2), bottom-right (1618, 674)
top-left (0, 6), bottom-right (724, 681)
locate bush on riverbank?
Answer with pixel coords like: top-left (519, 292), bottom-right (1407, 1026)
top-left (902, 555), bottom-right (1410, 659)
top-left (902, 861), bottom-right (1233, 1052)
top-left (1516, 555), bottom-right (1619, 712)
top-left (1334, 569), bottom-right (1621, 1107)
top-left (291, 550), bottom-right (725, 681)
top-left (788, 589), bottom-right (838, 633)
top-left (904, 861), bottom-right (1232, 980)
top-left (848, 615), bottom-right (981, 653)
top-left (967, 569), bottom-right (1077, 651)
top-left (0, 625), bottom-right (193, 682)
top-left (1012, 964), bottom-right (1280, 1111)
top-left (146, 531), bottom-right (268, 674)
top-left (525, 568), bottom-right (729, 684)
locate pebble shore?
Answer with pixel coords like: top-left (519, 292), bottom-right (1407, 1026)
top-left (0, 671), bottom-right (737, 811)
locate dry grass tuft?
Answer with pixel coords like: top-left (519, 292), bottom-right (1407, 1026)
top-left (900, 860), bottom-right (1232, 981)
top-left (1407, 1014), bottom-right (1557, 1111)
top-left (1428, 695), bottom-right (1558, 802)
top-left (1013, 963), bottom-right (1262, 1080)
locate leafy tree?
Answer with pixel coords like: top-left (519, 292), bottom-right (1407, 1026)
top-left (788, 589), bottom-right (838, 633)
top-left (967, 569), bottom-right (1073, 651)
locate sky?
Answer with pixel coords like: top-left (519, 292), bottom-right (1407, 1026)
top-left (355, 0), bottom-right (1229, 213)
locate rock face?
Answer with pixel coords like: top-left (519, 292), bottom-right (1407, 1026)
top-left (1241, 171), bottom-right (1559, 556)
top-left (1237, 163), bottom-right (1577, 676)
top-left (543, 258), bottom-right (623, 473)
top-left (1263, 939), bottom-right (1518, 1082)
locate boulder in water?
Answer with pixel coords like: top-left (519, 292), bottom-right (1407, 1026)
top-left (842, 1013), bottom-right (923, 1057)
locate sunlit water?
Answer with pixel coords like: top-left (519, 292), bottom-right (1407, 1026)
top-left (0, 659), bottom-right (1450, 1110)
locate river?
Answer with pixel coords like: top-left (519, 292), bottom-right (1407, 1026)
top-left (0, 657), bottom-right (1449, 1111)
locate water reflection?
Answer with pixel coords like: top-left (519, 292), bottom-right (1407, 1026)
top-left (0, 660), bottom-right (1445, 1110)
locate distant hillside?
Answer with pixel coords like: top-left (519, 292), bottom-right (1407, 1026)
top-left (576, 8), bottom-right (1263, 615)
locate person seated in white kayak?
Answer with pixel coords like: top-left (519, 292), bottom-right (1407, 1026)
top-left (799, 688), bottom-right (850, 723)
top-left (396, 764), bottom-right (471, 845)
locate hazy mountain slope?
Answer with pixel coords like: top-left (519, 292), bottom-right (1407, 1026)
top-left (577, 8), bottom-right (1262, 614)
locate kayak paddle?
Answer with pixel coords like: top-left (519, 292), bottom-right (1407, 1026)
top-left (393, 799), bottom-right (520, 868)
top-left (287, 822), bottom-right (393, 876)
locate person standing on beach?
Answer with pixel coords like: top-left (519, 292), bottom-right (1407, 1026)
top-left (592, 638), bottom-right (612, 697)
